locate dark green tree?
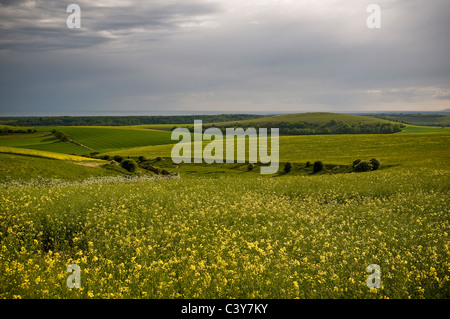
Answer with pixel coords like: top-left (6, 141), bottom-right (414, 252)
top-left (121, 159), bottom-right (138, 173)
top-left (313, 161), bottom-right (324, 173)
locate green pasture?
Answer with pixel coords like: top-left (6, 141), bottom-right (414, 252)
top-left (106, 132), bottom-right (450, 168)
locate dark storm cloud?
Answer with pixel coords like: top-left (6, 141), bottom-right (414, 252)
top-left (0, 0), bottom-right (220, 51)
top-left (0, 0), bottom-right (26, 5)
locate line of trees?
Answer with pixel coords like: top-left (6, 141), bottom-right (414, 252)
top-left (194, 120), bottom-right (405, 135)
top-left (51, 129), bottom-right (70, 142)
top-left (1, 127), bottom-right (37, 135)
top-left (1, 114), bottom-right (264, 127)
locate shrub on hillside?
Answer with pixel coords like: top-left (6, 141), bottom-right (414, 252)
top-left (353, 160), bottom-right (372, 172)
top-left (370, 158), bottom-right (380, 171)
top-left (284, 162), bottom-right (293, 173)
top-left (352, 159), bottom-right (362, 167)
top-left (121, 159), bottom-right (138, 173)
top-left (352, 158), bottom-right (381, 172)
top-left (313, 161), bottom-right (324, 173)
top-left (113, 155), bottom-right (123, 163)
top-left (247, 163), bottom-right (255, 171)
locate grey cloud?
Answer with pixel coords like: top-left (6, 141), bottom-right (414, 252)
top-left (0, 0), bottom-right (26, 6)
top-left (0, 0), bottom-right (221, 51)
top-left (0, 0), bottom-right (449, 115)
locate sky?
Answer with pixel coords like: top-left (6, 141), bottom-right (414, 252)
top-left (0, 0), bottom-right (449, 116)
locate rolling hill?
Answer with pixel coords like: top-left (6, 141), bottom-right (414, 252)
top-left (230, 112), bottom-right (394, 125)
top-left (208, 112), bottom-right (405, 135)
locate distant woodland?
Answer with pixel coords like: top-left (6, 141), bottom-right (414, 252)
top-left (0, 114), bottom-right (264, 127)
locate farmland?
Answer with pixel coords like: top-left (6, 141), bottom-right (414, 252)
top-left (0, 113), bottom-right (449, 299)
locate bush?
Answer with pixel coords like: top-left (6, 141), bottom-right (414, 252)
top-left (53, 130), bottom-right (70, 142)
top-left (370, 158), bottom-right (380, 171)
top-left (113, 155), bottom-right (123, 163)
top-left (352, 159), bottom-right (362, 167)
top-left (121, 159), bottom-right (138, 173)
top-left (352, 158), bottom-right (381, 172)
top-left (138, 156), bottom-right (146, 162)
top-left (306, 161), bottom-right (311, 168)
top-left (353, 161), bottom-right (372, 172)
top-left (284, 162), bottom-right (293, 173)
top-left (247, 163), bottom-right (255, 171)
top-left (313, 161), bottom-right (323, 173)
top-left (147, 166), bottom-right (162, 174)
top-left (101, 155), bottom-right (111, 161)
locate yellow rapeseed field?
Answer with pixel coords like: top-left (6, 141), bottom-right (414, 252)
top-left (0, 167), bottom-right (448, 299)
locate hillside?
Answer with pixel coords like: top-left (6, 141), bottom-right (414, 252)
top-left (366, 113), bottom-right (450, 127)
top-left (207, 112), bottom-right (405, 135)
top-left (234, 112), bottom-right (393, 125)
top-left (0, 127), bottom-right (176, 155)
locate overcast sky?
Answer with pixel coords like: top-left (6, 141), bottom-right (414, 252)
top-left (0, 0), bottom-right (449, 116)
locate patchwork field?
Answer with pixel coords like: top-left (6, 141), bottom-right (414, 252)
top-left (0, 113), bottom-right (448, 299)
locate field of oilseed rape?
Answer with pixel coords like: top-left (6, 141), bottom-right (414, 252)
top-left (0, 166), bottom-right (448, 299)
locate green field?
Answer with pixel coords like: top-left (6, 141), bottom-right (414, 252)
top-left (368, 113), bottom-right (450, 127)
top-left (396, 125), bottom-right (450, 134)
top-left (0, 127), bottom-right (176, 155)
top-left (0, 113), bottom-right (449, 299)
top-left (107, 132), bottom-right (449, 167)
top-left (54, 127), bottom-right (174, 153)
top-left (0, 153), bottom-right (115, 182)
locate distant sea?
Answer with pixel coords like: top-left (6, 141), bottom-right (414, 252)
top-left (0, 110), bottom-right (281, 117)
top-left (1, 109), bottom-right (447, 117)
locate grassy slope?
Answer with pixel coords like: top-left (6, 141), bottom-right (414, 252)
top-left (0, 153), bottom-right (118, 181)
top-left (106, 132), bottom-right (450, 167)
top-left (0, 127), bottom-right (176, 155)
top-left (0, 146), bottom-right (104, 162)
top-left (50, 126), bottom-right (174, 153)
top-left (0, 132), bottom-right (88, 155)
top-left (396, 125), bottom-right (450, 134)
